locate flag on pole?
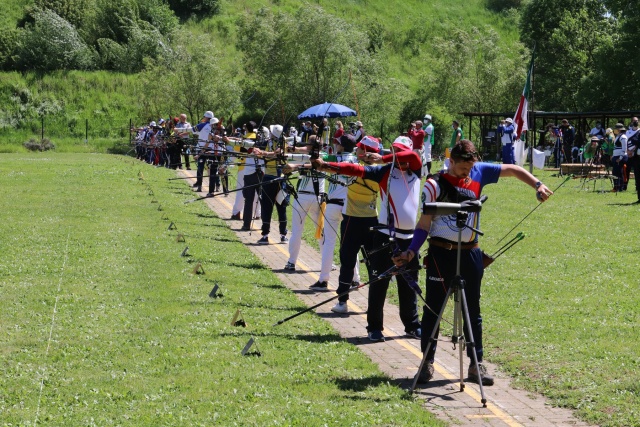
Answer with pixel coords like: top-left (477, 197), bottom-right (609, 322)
top-left (513, 53), bottom-right (534, 139)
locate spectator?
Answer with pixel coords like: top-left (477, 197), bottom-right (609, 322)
top-left (590, 121), bottom-right (605, 139)
top-left (626, 117), bottom-right (640, 201)
top-left (332, 120), bottom-right (344, 155)
top-left (319, 118), bottom-right (331, 151)
top-left (611, 123), bottom-right (628, 192)
top-left (422, 115), bottom-right (435, 175)
top-left (444, 119), bottom-right (464, 171)
top-left (497, 117), bottom-right (516, 164)
top-left (353, 121), bottom-right (365, 143)
top-left (559, 119), bottom-right (575, 163)
top-left (601, 127), bottom-right (614, 170)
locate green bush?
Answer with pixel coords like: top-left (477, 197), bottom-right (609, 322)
top-left (16, 8), bottom-right (96, 71)
top-left (167, 0), bottom-right (219, 20)
top-left (138, 0), bottom-right (179, 35)
top-left (486, 0), bottom-right (522, 12)
top-left (23, 137), bottom-right (55, 151)
top-left (33, 0), bottom-right (90, 29)
top-left (0, 28), bottom-right (20, 70)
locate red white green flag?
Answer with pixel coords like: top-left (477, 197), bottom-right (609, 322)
top-left (513, 53), bottom-right (534, 139)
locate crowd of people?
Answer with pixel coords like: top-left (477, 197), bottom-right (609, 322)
top-left (133, 110), bottom-right (556, 387)
top-left (535, 116), bottom-right (640, 198)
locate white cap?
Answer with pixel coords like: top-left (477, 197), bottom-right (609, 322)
top-left (210, 117), bottom-right (219, 125)
top-left (150, 121), bottom-right (157, 127)
top-left (270, 124), bottom-right (283, 139)
top-left (203, 111), bottom-right (215, 119)
top-left (424, 114), bottom-right (432, 121)
top-left (505, 117), bottom-right (513, 124)
top-left (392, 135), bottom-right (413, 152)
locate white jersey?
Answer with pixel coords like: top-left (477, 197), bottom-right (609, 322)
top-left (377, 166), bottom-right (421, 240)
top-left (326, 152), bottom-right (358, 202)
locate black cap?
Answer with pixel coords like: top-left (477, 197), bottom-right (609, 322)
top-left (339, 134), bottom-right (356, 152)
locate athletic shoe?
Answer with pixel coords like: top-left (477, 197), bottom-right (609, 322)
top-left (206, 193), bottom-right (214, 197)
top-left (406, 328), bottom-right (422, 339)
top-left (309, 281), bottom-right (329, 291)
top-left (196, 187), bottom-right (201, 192)
top-left (192, 183), bottom-right (199, 188)
top-left (367, 330), bottom-right (385, 342)
top-left (240, 225), bottom-right (251, 231)
top-left (350, 281), bottom-right (360, 288)
top-left (415, 363), bottom-right (434, 384)
top-left (331, 263), bottom-right (337, 271)
top-left (331, 301), bottom-right (348, 314)
top-left (230, 213), bottom-right (241, 220)
top-left (468, 363), bottom-right (494, 386)
top-left (280, 235), bottom-right (288, 243)
top-left (284, 262), bottom-right (296, 271)
top-left (257, 236), bottom-right (269, 245)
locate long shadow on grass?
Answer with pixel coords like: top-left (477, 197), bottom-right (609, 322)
top-left (334, 375), bottom-right (408, 396)
top-left (175, 233), bottom-right (241, 244)
top-left (264, 332), bottom-right (344, 344)
top-left (608, 201), bottom-right (640, 206)
top-left (175, 220), bottom-right (229, 229)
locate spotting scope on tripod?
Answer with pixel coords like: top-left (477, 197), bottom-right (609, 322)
top-left (411, 195), bottom-right (489, 407)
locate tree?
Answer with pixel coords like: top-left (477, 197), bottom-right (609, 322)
top-left (139, 32), bottom-right (239, 123)
top-left (236, 6), bottom-right (380, 127)
top-left (520, 0), bottom-right (612, 110)
top-left (580, 0), bottom-right (640, 109)
top-left (93, 0), bottom-right (173, 72)
top-left (17, 8), bottom-right (96, 71)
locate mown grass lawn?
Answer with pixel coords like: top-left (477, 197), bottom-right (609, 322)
top-left (2, 153), bottom-right (639, 427)
top-left (0, 153), bottom-right (443, 426)
top-left (301, 160), bottom-right (640, 427)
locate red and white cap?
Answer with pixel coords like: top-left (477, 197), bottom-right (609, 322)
top-left (392, 136), bottom-right (413, 152)
top-left (356, 136), bottom-right (381, 153)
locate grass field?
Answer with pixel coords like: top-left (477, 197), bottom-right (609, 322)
top-left (1, 153), bottom-right (639, 426)
top-left (0, 153), bottom-right (443, 426)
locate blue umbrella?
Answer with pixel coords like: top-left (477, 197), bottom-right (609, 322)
top-left (297, 102), bottom-right (357, 119)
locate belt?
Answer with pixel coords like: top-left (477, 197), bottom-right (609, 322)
top-left (327, 199), bottom-right (344, 206)
top-left (429, 238), bottom-right (478, 251)
top-left (299, 191), bottom-right (317, 195)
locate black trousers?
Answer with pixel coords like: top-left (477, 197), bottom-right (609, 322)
top-left (632, 154), bottom-right (640, 199)
top-left (422, 245), bottom-right (485, 363)
top-left (242, 172), bottom-right (262, 229)
top-left (366, 231), bottom-right (420, 333)
top-left (259, 175), bottom-right (287, 237)
top-left (336, 215), bottom-right (378, 302)
top-left (207, 156), bottom-right (221, 191)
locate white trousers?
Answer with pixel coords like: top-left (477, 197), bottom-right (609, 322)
top-left (320, 203), bottom-right (361, 283)
top-left (233, 169), bottom-right (260, 217)
top-left (288, 194), bottom-right (322, 264)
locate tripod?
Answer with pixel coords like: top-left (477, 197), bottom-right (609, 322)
top-left (410, 209), bottom-right (488, 407)
top-left (579, 144), bottom-right (612, 192)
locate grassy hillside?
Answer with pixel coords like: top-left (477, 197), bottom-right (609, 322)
top-left (0, 0), bottom-right (522, 149)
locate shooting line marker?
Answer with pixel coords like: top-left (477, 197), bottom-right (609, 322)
top-left (192, 262), bottom-right (205, 274)
top-left (230, 309), bottom-right (247, 327)
top-left (241, 337), bottom-right (261, 356)
top-left (209, 284), bottom-right (222, 298)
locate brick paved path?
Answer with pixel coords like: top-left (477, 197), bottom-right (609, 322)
top-left (181, 171), bottom-right (591, 427)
